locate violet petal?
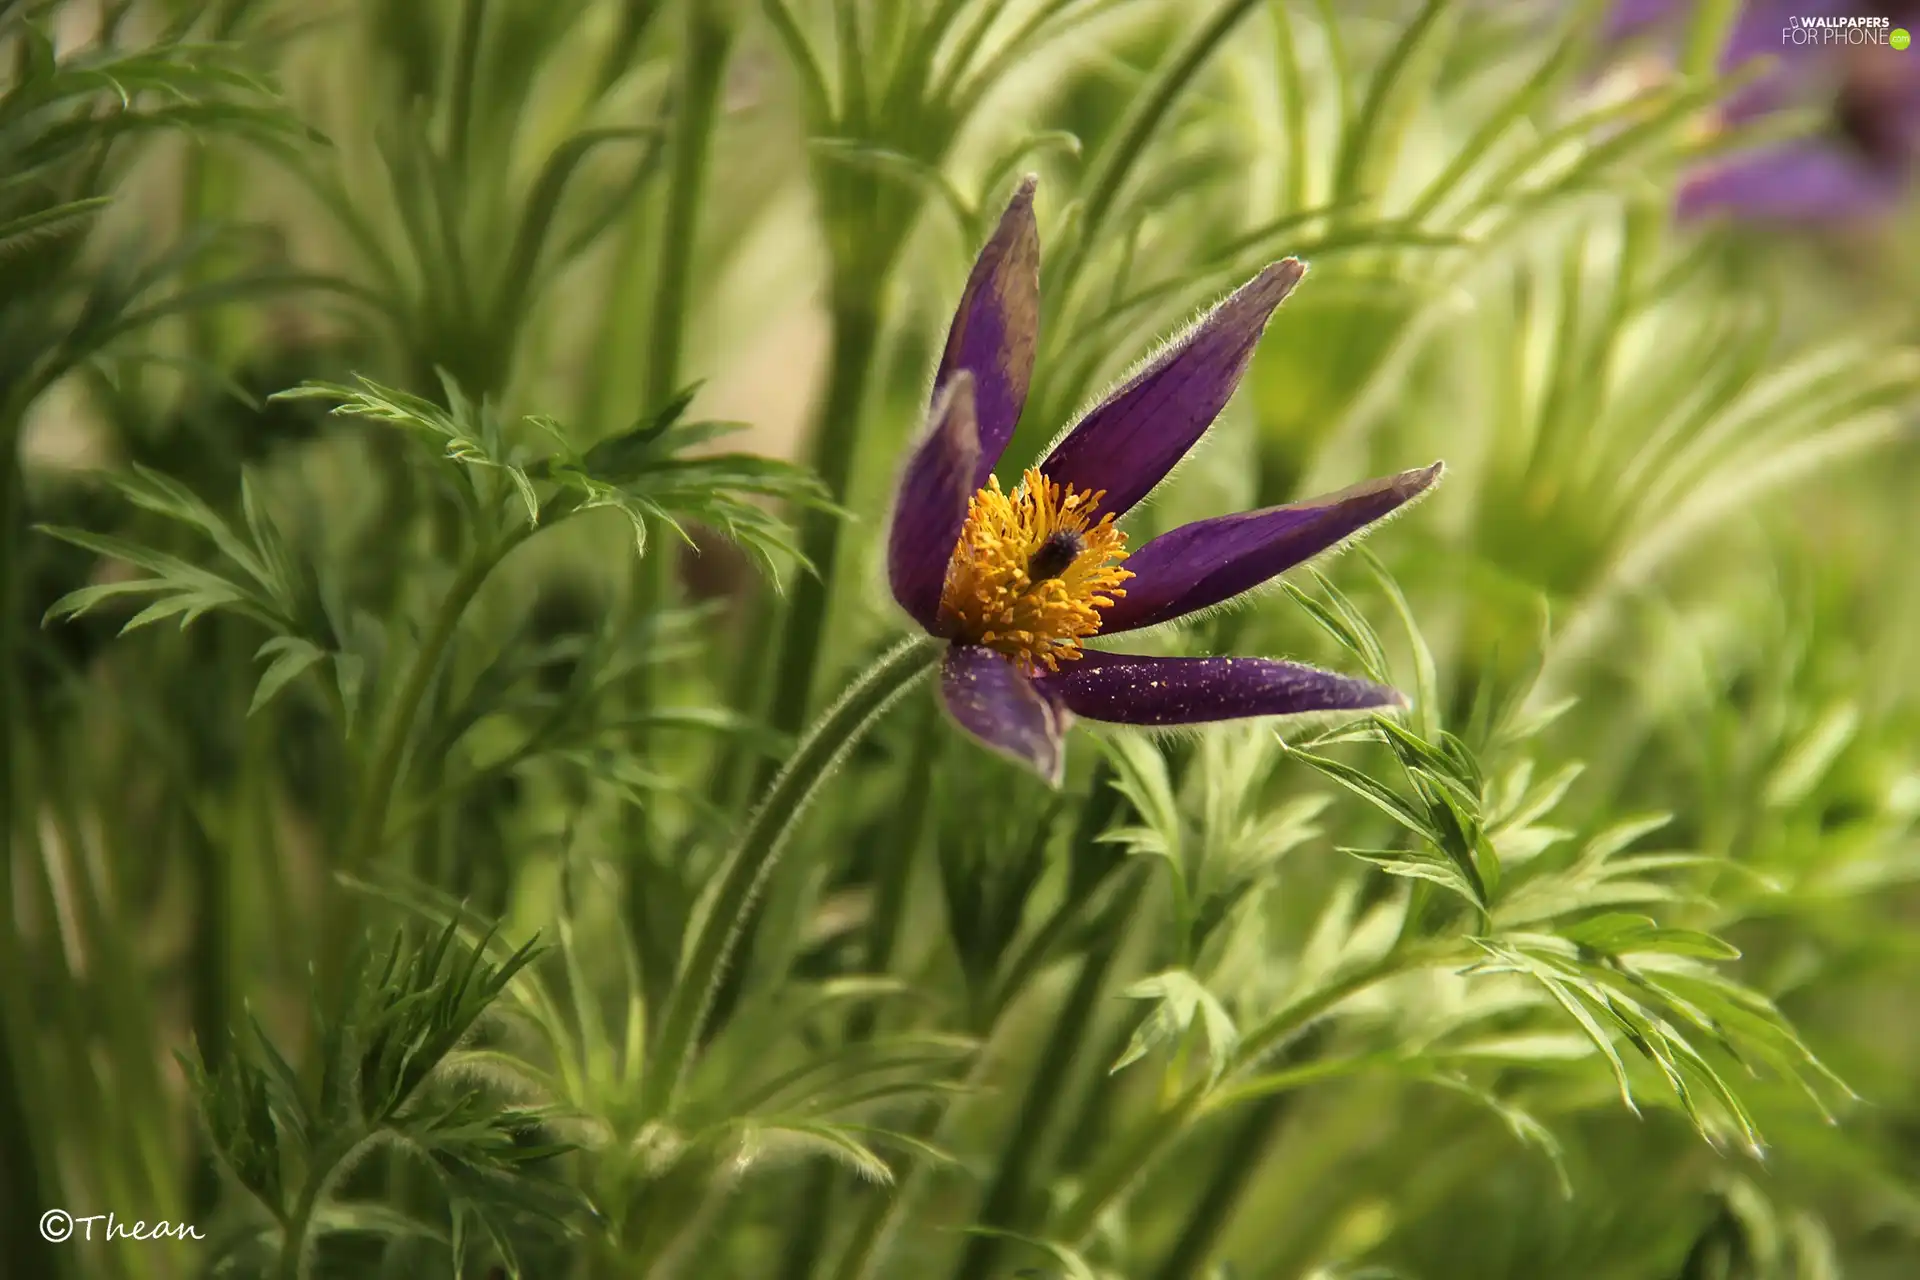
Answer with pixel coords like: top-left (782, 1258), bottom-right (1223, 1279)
top-left (939, 645), bottom-right (1069, 784)
top-left (935, 176), bottom-right (1041, 489)
top-left (888, 373), bottom-right (980, 631)
top-left (1678, 143), bottom-right (1904, 223)
top-left (1037, 651), bottom-right (1402, 727)
top-left (1102, 464), bottom-right (1442, 634)
top-left (1040, 259), bottom-right (1306, 518)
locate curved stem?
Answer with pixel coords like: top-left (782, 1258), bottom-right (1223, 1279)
top-left (1053, 944), bottom-right (1437, 1246)
top-left (1054, 1086), bottom-right (1207, 1246)
top-left (1149, 1093), bottom-right (1290, 1280)
top-left (641, 635), bottom-right (944, 1121)
top-left (341, 544), bottom-right (514, 876)
top-left (1150, 1026), bottom-right (1329, 1280)
top-left (951, 869), bottom-right (1148, 1280)
top-left (275, 1129), bottom-right (389, 1280)
top-left (324, 532), bottom-right (525, 993)
top-left (776, 707), bottom-right (940, 1280)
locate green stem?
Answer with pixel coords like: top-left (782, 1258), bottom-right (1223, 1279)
top-left (850, 700), bottom-right (940, 1042)
top-left (630, 0), bottom-right (732, 765)
top-left (1054, 947), bottom-right (1429, 1246)
top-left (325, 535), bottom-right (521, 989)
top-left (276, 1188), bottom-right (319, 1280)
top-left (1055, 1087), bottom-right (1208, 1247)
top-left (758, 295), bottom-right (884, 771)
top-left (1149, 1095), bottom-right (1290, 1280)
top-left (951, 870), bottom-right (1148, 1280)
top-left (1681, 0), bottom-right (1738, 79)
top-left (342, 547), bottom-right (509, 873)
top-left (831, 776), bottom-right (1129, 1280)
top-left (776, 699), bottom-right (944, 1280)
top-left (1150, 1028), bottom-right (1327, 1280)
top-left (275, 1130), bottom-right (386, 1280)
top-left (446, 0), bottom-right (490, 184)
top-left (643, 0), bottom-right (732, 408)
top-left (1053, 0), bottom-right (1267, 299)
top-left (1230, 946), bottom-right (1427, 1070)
top-left (641, 635), bottom-right (943, 1121)
top-left (0, 418), bottom-right (60, 1278)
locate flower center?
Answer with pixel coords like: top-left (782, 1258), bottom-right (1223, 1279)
top-left (940, 467), bottom-right (1133, 674)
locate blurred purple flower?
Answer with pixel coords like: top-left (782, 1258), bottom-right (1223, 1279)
top-left (1613, 0), bottom-right (1920, 221)
top-left (886, 179), bottom-right (1441, 783)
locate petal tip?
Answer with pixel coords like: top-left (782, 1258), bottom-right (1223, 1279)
top-left (941, 365), bottom-right (978, 405)
top-left (1398, 460), bottom-right (1445, 496)
top-left (1254, 257), bottom-right (1308, 299)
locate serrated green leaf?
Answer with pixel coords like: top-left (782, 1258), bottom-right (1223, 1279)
top-left (250, 636), bottom-right (327, 715)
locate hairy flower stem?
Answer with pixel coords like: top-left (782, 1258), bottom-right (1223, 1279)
top-left (699, 286), bottom-right (889, 1020)
top-left (951, 869), bottom-right (1149, 1280)
top-left (641, 635), bottom-right (943, 1122)
top-left (778, 706), bottom-right (940, 1280)
top-left (704, 289), bottom-right (884, 819)
top-left (276, 1130), bottom-right (388, 1280)
top-left (830, 783), bottom-right (1133, 1280)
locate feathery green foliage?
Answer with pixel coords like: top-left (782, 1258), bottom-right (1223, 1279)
top-left (7, 2), bottom-right (1920, 1278)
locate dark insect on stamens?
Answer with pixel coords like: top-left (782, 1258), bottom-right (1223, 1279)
top-left (1027, 530), bottom-right (1085, 582)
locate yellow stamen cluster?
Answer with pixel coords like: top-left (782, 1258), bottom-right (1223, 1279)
top-left (940, 467), bottom-right (1133, 674)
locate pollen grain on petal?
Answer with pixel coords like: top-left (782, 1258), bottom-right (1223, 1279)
top-left (939, 468), bottom-right (1133, 675)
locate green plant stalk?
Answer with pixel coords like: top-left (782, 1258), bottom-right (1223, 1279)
top-left (1053, 946), bottom-right (1427, 1245)
top-left (1150, 1094), bottom-right (1291, 1279)
top-left (778, 704), bottom-right (941, 1280)
top-left (643, 1), bottom-right (732, 409)
top-left (446, 0), bottom-right (491, 185)
top-left (1052, 0), bottom-right (1267, 300)
top-left (630, 0), bottom-right (733, 764)
top-left (951, 869), bottom-right (1149, 1280)
top-left (324, 532), bottom-right (526, 991)
top-left (1149, 1027), bottom-right (1328, 1280)
top-left (852, 700), bottom-right (941, 1041)
top-left (830, 779), bottom-right (1130, 1280)
top-left (1682, 0), bottom-right (1739, 78)
top-left (275, 1130), bottom-right (386, 1280)
top-left (705, 284), bottom-right (888, 818)
top-left (758, 295), bottom-right (884, 764)
top-left (0, 414), bottom-right (61, 1278)
top-left (641, 634), bottom-right (944, 1121)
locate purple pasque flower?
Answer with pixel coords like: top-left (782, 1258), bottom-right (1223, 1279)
top-left (1612, 0), bottom-right (1920, 222)
top-left (886, 177), bottom-right (1443, 783)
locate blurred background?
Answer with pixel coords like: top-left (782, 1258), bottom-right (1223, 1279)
top-left (6, 0), bottom-right (1920, 1277)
